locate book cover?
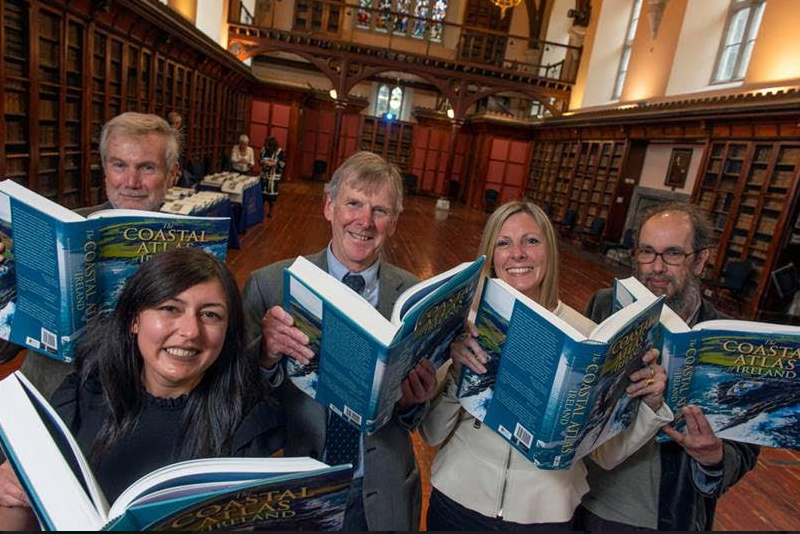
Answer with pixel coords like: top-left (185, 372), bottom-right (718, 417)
top-left (614, 277), bottom-right (800, 449)
top-left (0, 181), bottom-right (229, 362)
top-left (0, 371), bottom-right (352, 532)
top-left (283, 256), bottom-right (484, 433)
top-left (457, 277), bottom-right (663, 469)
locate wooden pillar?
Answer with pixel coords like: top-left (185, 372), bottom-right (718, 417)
top-left (444, 118), bottom-right (464, 200)
top-left (329, 99), bottom-right (346, 173)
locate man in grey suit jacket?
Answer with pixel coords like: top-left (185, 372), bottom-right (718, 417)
top-left (243, 151), bottom-right (437, 531)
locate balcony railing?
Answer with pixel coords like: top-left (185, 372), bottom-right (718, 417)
top-left (239, 0), bottom-right (582, 84)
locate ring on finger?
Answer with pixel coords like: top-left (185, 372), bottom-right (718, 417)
top-left (649, 366), bottom-right (656, 378)
top-left (646, 377), bottom-right (655, 386)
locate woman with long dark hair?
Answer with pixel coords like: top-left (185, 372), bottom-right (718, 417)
top-left (0, 247), bottom-right (284, 528)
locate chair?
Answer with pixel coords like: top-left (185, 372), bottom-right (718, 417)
top-left (602, 228), bottom-right (635, 265)
top-left (706, 259), bottom-right (754, 314)
top-left (771, 262), bottom-right (800, 300)
top-left (402, 173), bottom-right (418, 195)
top-left (311, 159), bottom-right (327, 181)
top-left (554, 209), bottom-right (577, 236)
top-left (484, 188), bottom-right (499, 212)
top-left (579, 217), bottom-right (606, 249)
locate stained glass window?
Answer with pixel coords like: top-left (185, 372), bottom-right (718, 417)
top-left (375, 84), bottom-right (391, 115)
top-left (357, 0), bottom-right (372, 28)
top-left (355, 1), bottom-right (447, 42)
top-left (375, 84), bottom-right (404, 118)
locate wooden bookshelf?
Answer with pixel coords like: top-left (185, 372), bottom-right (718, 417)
top-left (527, 139), bottom-right (624, 239)
top-left (359, 116), bottom-right (414, 171)
top-left (1, 0), bottom-right (255, 208)
top-left (694, 141), bottom-right (800, 316)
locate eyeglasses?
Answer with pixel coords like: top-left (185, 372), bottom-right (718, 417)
top-left (633, 247), bottom-right (704, 266)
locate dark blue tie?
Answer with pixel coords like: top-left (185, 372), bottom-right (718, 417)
top-left (324, 273), bottom-right (365, 466)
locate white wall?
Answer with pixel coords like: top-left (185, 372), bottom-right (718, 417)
top-left (195, 0), bottom-right (224, 45)
top-left (639, 143), bottom-right (703, 195)
top-left (541, 0), bottom-right (573, 68)
top-left (666, 1), bottom-right (731, 95)
top-left (579, 0), bottom-right (635, 107)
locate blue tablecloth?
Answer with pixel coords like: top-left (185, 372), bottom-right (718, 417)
top-left (199, 199), bottom-right (239, 250)
top-left (240, 182), bottom-right (264, 231)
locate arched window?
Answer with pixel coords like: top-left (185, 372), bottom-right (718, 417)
top-left (612, 0), bottom-right (643, 100)
top-left (375, 84), bottom-right (404, 118)
top-left (356, 0), bottom-right (448, 42)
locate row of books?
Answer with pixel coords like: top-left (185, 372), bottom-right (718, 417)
top-left (161, 190), bottom-right (228, 216)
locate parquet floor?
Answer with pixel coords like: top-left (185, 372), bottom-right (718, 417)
top-left (2, 180), bottom-right (797, 530)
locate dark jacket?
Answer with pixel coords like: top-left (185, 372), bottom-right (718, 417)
top-left (585, 288), bottom-right (760, 531)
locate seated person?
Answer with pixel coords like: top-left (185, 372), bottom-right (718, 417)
top-left (231, 134), bottom-right (255, 174)
top-left (420, 200), bottom-right (674, 531)
top-left (0, 247), bottom-right (285, 530)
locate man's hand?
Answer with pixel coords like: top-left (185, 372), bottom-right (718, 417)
top-left (449, 320), bottom-right (488, 377)
top-left (626, 348), bottom-right (667, 411)
top-left (661, 405), bottom-right (724, 466)
top-left (0, 462), bottom-right (27, 508)
top-left (260, 305), bottom-right (314, 368)
top-left (397, 360), bottom-right (437, 412)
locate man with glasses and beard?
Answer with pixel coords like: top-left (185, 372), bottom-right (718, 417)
top-left (576, 203), bottom-right (759, 531)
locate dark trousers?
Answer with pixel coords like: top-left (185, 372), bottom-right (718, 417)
top-left (341, 477), bottom-right (369, 531)
top-left (573, 505), bottom-right (655, 531)
top-left (426, 488), bottom-right (574, 531)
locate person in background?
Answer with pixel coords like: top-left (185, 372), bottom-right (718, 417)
top-left (0, 247), bottom-right (285, 531)
top-left (167, 111), bottom-right (197, 188)
top-left (242, 151), bottom-right (437, 531)
top-left (0, 112), bottom-right (181, 402)
top-left (420, 200), bottom-right (673, 531)
top-left (577, 202), bottom-right (760, 531)
top-left (259, 136), bottom-right (286, 218)
top-left (231, 134), bottom-right (254, 174)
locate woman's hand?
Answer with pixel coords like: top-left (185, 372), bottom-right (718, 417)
top-left (449, 320), bottom-right (488, 377)
top-left (0, 462), bottom-right (28, 508)
top-left (626, 348), bottom-right (666, 411)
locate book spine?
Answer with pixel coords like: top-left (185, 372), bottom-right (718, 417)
top-left (59, 222), bottom-right (97, 362)
top-left (657, 330), bottom-right (700, 441)
top-left (535, 341), bottom-right (602, 469)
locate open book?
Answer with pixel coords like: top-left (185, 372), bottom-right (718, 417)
top-left (283, 255), bottom-right (485, 433)
top-left (0, 372), bottom-right (352, 531)
top-left (0, 180), bottom-right (229, 362)
top-left (615, 277), bottom-right (800, 449)
top-left (457, 277), bottom-right (665, 469)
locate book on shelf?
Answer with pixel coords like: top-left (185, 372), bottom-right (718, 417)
top-left (283, 255), bottom-right (486, 434)
top-left (0, 371), bottom-right (352, 531)
top-left (0, 180), bottom-right (230, 363)
top-left (614, 277), bottom-right (800, 449)
top-left (456, 276), bottom-right (665, 470)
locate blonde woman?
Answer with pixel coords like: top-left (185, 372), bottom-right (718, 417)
top-left (420, 200), bottom-right (673, 530)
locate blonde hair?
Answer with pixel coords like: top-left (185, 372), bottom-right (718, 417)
top-left (477, 200), bottom-right (560, 310)
top-left (324, 151), bottom-right (403, 215)
top-left (100, 112), bottom-right (180, 173)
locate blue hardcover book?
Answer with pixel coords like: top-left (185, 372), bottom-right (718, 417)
top-left (0, 180), bottom-right (229, 362)
top-left (0, 371), bottom-right (352, 531)
top-left (457, 277), bottom-right (664, 469)
top-left (615, 277), bottom-right (800, 448)
top-left (283, 255), bottom-right (485, 434)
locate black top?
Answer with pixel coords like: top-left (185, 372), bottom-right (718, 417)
top-left (51, 373), bottom-right (285, 503)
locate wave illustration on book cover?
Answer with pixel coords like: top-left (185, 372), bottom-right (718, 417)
top-left (686, 333), bottom-right (800, 448)
top-left (285, 290), bottom-right (323, 398)
top-left (0, 220), bottom-right (16, 341)
top-left (457, 300), bottom-right (508, 422)
top-left (95, 218), bottom-right (229, 314)
top-left (144, 470), bottom-right (350, 531)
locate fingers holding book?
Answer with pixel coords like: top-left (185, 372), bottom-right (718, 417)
top-left (0, 461), bottom-right (28, 508)
top-left (261, 305), bottom-right (314, 367)
top-left (449, 320), bottom-right (488, 376)
top-left (626, 348), bottom-right (666, 411)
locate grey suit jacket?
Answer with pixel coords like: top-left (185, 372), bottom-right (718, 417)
top-left (242, 249), bottom-right (422, 531)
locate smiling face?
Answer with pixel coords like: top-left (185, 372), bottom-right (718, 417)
top-left (324, 176), bottom-right (398, 273)
top-left (103, 131), bottom-right (177, 211)
top-left (131, 278), bottom-right (229, 398)
top-left (492, 212), bottom-right (548, 303)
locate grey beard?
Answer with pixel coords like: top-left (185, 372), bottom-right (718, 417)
top-left (668, 275), bottom-right (702, 321)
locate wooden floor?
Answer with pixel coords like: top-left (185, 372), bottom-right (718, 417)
top-left (2, 180), bottom-right (798, 530)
